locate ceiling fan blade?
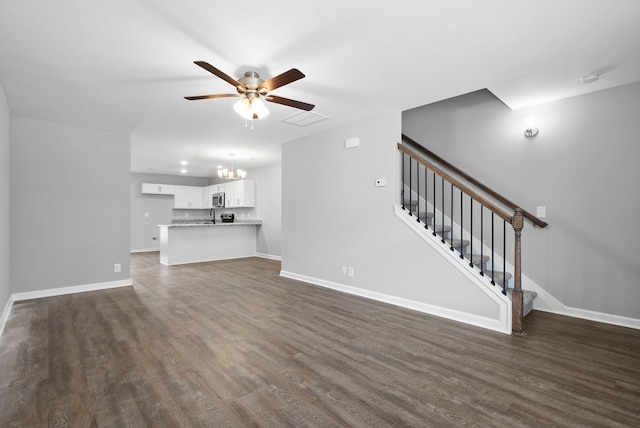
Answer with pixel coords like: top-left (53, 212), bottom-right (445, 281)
top-left (194, 61), bottom-right (244, 89)
top-left (184, 94), bottom-right (241, 100)
top-left (258, 69), bottom-right (305, 92)
top-left (265, 95), bottom-right (315, 111)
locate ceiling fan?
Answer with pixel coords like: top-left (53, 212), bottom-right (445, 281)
top-left (184, 61), bottom-right (314, 119)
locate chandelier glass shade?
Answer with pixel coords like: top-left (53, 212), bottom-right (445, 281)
top-left (217, 154), bottom-right (246, 180)
top-left (233, 98), bottom-right (270, 120)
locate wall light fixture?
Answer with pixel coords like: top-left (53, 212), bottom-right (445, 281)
top-left (524, 117), bottom-right (538, 137)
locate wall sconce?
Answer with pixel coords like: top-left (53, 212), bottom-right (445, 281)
top-left (524, 117), bottom-right (538, 137)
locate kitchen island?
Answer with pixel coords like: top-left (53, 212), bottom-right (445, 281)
top-left (158, 220), bottom-right (262, 266)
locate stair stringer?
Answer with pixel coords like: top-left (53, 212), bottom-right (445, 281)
top-left (395, 205), bottom-right (512, 334)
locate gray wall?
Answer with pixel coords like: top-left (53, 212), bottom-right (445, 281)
top-left (253, 162), bottom-right (282, 258)
top-left (0, 83), bottom-right (9, 311)
top-left (403, 83), bottom-right (640, 319)
top-left (11, 117), bottom-right (131, 293)
top-left (282, 110), bottom-right (499, 320)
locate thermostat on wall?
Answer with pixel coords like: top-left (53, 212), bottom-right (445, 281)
top-left (345, 137), bottom-right (360, 149)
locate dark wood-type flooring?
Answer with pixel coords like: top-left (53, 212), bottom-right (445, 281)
top-left (1, 252), bottom-right (639, 427)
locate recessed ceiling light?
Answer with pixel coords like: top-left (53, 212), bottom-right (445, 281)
top-left (180, 169), bottom-right (187, 174)
top-left (180, 160), bottom-right (188, 165)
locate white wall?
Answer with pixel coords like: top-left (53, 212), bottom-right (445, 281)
top-left (252, 162), bottom-right (281, 258)
top-left (0, 82), bottom-right (10, 319)
top-left (10, 117), bottom-right (131, 293)
top-left (403, 83), bottom-right (640, 320)
top-left (281, 111), bottom-right (500, 324)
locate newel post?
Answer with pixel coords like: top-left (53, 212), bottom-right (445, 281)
top-left (511, 209), bottom-right (525, 336)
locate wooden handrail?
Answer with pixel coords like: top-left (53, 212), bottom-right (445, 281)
top-left (402, 134), bottom-right (548, 228)
top-left (399, 140), bottom-right (530, 335)
top-left (398, 144), bottom-right (513, 223)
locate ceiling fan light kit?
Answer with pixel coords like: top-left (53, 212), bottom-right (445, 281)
top-left (185, 61), bottom-right (314, 123)
top-left (233, 98), bottom-right (270, 120)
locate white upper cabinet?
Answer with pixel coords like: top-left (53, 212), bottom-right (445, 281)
top-left (202, 185), bottom-right (215, 209)
top-left (224, 180), bottom-right (255, 208)
top-left (141, 183), bottom-right (175, 195)
top-left (142, 181), bottom-right (254, 209)
top-left (173, 185), bottom-right (204, 209)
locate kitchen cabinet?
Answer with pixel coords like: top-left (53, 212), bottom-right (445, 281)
top-left (141, 183), bottom-right (175, 195)
top-left (224, 179), bottom-right (255, 208)
top-left (173, 185), bottom-right (204, 209)
top-left (203, 185), bottom-right (215, 209)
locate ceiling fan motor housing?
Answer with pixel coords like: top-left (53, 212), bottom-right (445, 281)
top-left (238, 71), bottom-right (265, 98)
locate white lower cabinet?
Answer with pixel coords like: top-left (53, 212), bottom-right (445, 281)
top-left (173, 185), bottom-right (204, 209)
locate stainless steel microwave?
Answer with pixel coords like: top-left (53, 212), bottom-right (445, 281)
top-left (212, 192), bottom-right (225, 208)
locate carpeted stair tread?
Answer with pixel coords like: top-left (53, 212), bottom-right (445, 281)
top-left (507, 289), bottom-right (537, 317)
top-left (485, 270), bottom-right (512, 287)
top-left (444, 238), bottom-right (470, 250)
top-left (464, 253), bottom-right (490, 268)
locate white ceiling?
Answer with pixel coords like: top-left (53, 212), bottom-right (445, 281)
top-left (1, 1), bottom-right (639, 178)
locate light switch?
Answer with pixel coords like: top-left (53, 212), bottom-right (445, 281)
top-left (536, 206), bottom-right (546, 218)
top-left (145, 212), bottom-right (149, 218)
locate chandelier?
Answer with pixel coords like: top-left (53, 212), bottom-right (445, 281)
top-left (217, 153), bottom-right (246, 180)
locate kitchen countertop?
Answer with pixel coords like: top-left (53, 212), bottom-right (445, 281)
top-left (160, 220), bottom-right (262, 228)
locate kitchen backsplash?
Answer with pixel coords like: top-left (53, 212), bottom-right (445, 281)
top-left (171, 208), bottom-right (256, 224)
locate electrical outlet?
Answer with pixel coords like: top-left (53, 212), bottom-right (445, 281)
top-left (144, 212), bottom-right (149, 218)
top-left (114, 263), bottom-right (121, 273)
top-left (348, 267), bottom-right (354, 277)
top-left (185, 213), bottom-right (189, 217)
top-left (341, 266), bottom-right (347, 275)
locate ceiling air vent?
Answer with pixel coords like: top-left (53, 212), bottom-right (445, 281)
top-left (281, 111), bottom-right (330, 127)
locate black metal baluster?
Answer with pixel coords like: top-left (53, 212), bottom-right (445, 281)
top-left (408, 156), bottom-right (413, 216)
top-left (416, 163), bottom-right (420, 222)
top-left (450, 183), bottom-right (454, 251)
top-left (459, 190), bottom-right (464, 259)
top-left (503, 220), bottom-right (507, 295)
top-left (480, 206), bottom-right (485, 276)
top-left (401, 152), bottom-right (405, 210)
top-left (441, 177), bottom-right (445, 243)
top-left (469, 198), bottom-right (474, 267)
top-left (491, 212), bottom-right (496, 285)
top-left (424, 166), bottom-right (429, 229)
top-left (432, 172), bottom-right (437, 237)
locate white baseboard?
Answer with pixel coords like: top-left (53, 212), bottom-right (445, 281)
top-left (131, 248), bottom-right (159, 253)
top-left (536, 305), bottom-right (640, 330)
top-left (256, 253), bottom-right (282, 261)
top-left (279, 270), bottom-right (510, 335)
top-left (11, 279), bottom-right (133, 302)
top-left (0, 279), bottom-right (132, 337)
top-left (0, 295), bottom-right (14, 337)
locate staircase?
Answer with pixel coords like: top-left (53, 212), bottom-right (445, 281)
top-left (399, 135), bottom-right (547, 334)
top-left (403, 199), bottom-right (537, 318)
